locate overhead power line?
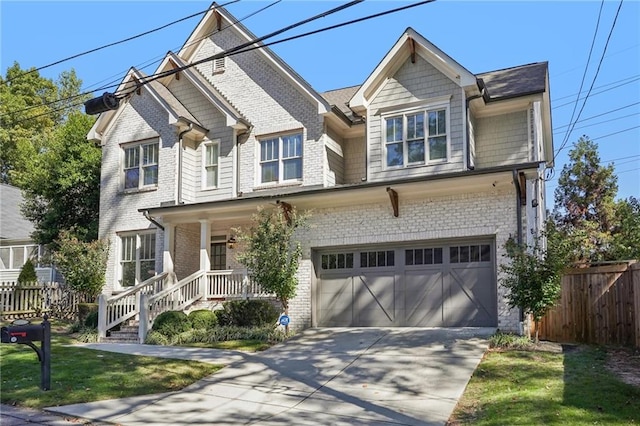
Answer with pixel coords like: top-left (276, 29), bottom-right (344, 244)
top-left (2, 0), bottom-right (240, 85)
top-left (552, 111), bottom-right (640, 134)
top-left (1, 0), bottom-right (282, 119)
top-left (553, 101), bottom-right (640, 130)
top-left (553, 0), bottom-right (625, 164)
top-left (552, 74), bottom-right (640, 103)
top-left (552, 76), bottom-right (640, 109)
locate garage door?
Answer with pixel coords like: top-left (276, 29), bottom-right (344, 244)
top-left (317, 242), bottom-right (496, 327)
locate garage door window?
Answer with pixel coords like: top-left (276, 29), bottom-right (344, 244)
top-left (361, 250), bottom-right (394, 268)
top-left (450, 244), bottom-right (491, 263)
top-left (321, 253), bottom-right (353, 270)
top-left (405, 247), bottom-right (443, 265)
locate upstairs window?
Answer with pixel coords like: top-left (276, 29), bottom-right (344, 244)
top-left (123, 140), bottom-right (158, 190)
top-left (202, 141), bottom-right (219, 189)
top-left (259, 133), bottom-right (302, 184)
top-left (384, 106), bottom-right (448, 168)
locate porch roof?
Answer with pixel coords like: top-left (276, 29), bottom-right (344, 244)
top-left (140, 162), bottom-right (543, 223)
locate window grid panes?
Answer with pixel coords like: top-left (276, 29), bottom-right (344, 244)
top-left (405, 248), bottom-right (443, 266)
top-left (360, 250), bottom-right (394, 268)
top-left (260, 133), bottom-right (302, 184)
top-left (120, 232), bottom-right (156, 287)
top-left (321, 253), bottom-right (354, 270)
top-left (204, 142), bottom-right (219, 188)
top-left (450, 244), bottom-right (491, 264)
top-left (123, 141), bottom-right (159, 190)
top-left (385, 107), bottom-right (448, 168)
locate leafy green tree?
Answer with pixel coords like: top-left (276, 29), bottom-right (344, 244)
top-left (610, 197), bottom-right (640, 261)
top-left (52, 230), bottom-right (109, 301)
top-left (1, 63), bottom-right (89, 186)
top-left (235, 206), bottom-right (307, 330)
top-left (552, 136), bottom-right (618, 263)
top-left (500, 222), bottom-right (571, 341)
top-left (17, 258), bottom-right (38, 284)
top-left (14, 111), bottom-right (99, 245)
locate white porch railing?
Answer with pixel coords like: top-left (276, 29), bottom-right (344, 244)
top-left (100, 269), bottom-right (273, 342)
top-left (97, 272), bottom-right (169, 340)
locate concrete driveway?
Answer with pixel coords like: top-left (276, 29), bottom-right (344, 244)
top-left (49, 327), bottom-right (493, 425)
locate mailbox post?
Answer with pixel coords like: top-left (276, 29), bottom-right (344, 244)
top-left (1, 315), bottom-right (51, 390)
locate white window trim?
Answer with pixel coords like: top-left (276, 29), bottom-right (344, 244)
top-left (117, 230), bottom-right (156, 288)
top-left (120, 138), bottom-right (159, 192)
top-left (201, 139), bottom-right (220, 190)
top-left (255, 132), bottom-right (304, 187)
top-left (381, 101), bottom-right (451, 170)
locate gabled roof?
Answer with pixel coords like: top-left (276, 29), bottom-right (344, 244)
top-left (0, 184), bottom-right (34, 241)
top-left (350, 27), bottom-right (476, 113)
top-left (478, 62), bottom-right (548, 101)
top-left (178, 2), bottom-right (331, 115)
top-left (87, 68), bottom-right (207, 143)
top-left (159, 52), bottom-right (250, 130)
top-left (322, 86), bottom-right (361, 123)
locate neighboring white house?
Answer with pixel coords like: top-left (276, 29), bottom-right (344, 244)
top-left (0, 184), bottom-right (60, 283)
top-left (89, 3), bottom-right (552, 334)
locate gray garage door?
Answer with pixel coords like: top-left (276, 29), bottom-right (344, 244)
top-left (317, 241), bottom-right (497, 327)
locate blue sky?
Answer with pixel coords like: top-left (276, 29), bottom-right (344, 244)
top-left (1, 1), bottom-right (638, 209)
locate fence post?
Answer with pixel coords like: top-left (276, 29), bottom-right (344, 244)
top-left (632, 263), bottom-right (640, 349)
top-left (97, 294), bottom-right (107, 340)
top-left (200, 272), bottom-right (207, 299)
top-left (242, 272), bottom-right (248, 300)
top-left (139, 293), bottom-right (148, 344)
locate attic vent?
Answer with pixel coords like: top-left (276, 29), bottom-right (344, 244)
top-left (213, 57), bottom-right (226, 74)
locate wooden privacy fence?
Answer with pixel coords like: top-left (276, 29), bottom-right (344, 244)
top-left (536, 262), bottom-right (640, 348)
top-left (0, 282), bottom-right (88, 320)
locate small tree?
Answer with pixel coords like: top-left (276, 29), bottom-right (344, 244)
top-left (235, 205), bottom-right (307, 332)
top-left (17, 258), bottom-right (38, 284)
top-left (52, 230), bottom-right (109, 301)
top-left (500, 223), bottom-right (571, 342)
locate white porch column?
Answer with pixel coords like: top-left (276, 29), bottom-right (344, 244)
top-left (199, 220), bottom-right (211, 271)
top-left (163, 223), bottom-right (176, 283)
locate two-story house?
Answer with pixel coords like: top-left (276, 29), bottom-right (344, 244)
top-left (90, 3), bottom-right (552, 339)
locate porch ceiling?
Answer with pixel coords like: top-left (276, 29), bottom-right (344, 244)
top-left (141, 165), bottom-right (538, 225)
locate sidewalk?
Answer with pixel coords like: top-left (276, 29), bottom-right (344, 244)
top-left (0, 403), bottom-right (108, 425)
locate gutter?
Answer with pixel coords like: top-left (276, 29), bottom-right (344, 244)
top-left (465, 88), bottom-right (485, 171)
top-left (512, 168), bottom-right (524, 323)
top-left (177, 124), bottom-right (193, 205)
top-left (143, 210), bottom-right (164, 231)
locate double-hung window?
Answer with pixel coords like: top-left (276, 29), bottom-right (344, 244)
top-left (202, 141), bottom-right (219, 189)
top-left (259, 133), bottom-right (302, 184)
top-left (384, 106), bottom-right (448, 168)
top-left (120, 231), bottom-right (156, 287)
top-left (123, 140), bottom-right (159, 190)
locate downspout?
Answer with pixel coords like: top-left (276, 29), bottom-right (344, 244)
top-left (465, 90), bottom-right (484, 171)
top-left (512, 168), bottom-right (524, 324)
top-left (143, 210), bottom-right (164, 231)
top-left (177, 124), bottom-right (193, 205)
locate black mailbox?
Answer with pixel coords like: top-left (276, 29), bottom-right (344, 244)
top-left (1, 325), bottom-right (44, 343)
top-left (0, 317), bottom-right (51, 390)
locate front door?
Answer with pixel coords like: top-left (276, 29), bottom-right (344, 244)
top-left (211, 242), bottom-right (226, 270)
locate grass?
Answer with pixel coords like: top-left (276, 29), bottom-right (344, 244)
top-left (0, 321), bottom-right (222, 409)
top-left (450, 345), bottom-right (640, 425)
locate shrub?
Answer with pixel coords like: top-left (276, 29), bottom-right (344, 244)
top-left (216, 300), bottom-right (279, 327)
top-left (188, 309), bottom-right (217, 330)
top-left (84, 310), bottom-right (99, 328)
top-left (151, 311), bottom-right (192, 336)
top-left (490, 331), bottom-right (533, 350)
top-left (145, 330), bottom-right (169, 345)
top-left (17, 259), bottom-right (38, 284)
top-left (78, 303), bottom-right (98, 325)
top-left (75, 327), bottom-right (99, 343)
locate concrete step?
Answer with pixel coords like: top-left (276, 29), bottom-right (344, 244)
top-left (101, 336), bottom-right (140, 344)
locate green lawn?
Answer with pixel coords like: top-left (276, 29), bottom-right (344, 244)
top-left (0, 332), bottom-right (221, 409)
top-left (450, 346), bottom-right (640, 425)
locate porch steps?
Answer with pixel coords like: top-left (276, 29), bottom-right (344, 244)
top-left (101, 321), bottom-right (140, 344)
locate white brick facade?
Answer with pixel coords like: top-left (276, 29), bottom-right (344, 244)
top-left (93, 8), bottom-right (550, 335)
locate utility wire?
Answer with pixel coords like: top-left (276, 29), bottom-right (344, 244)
top-left (553, 0), bottom-right (625, 163)
top-left (553, 101), bottom-right (640, 129)
top-left (553, 125), bottom-right (640, 156)
top-left (1, 0), bottom-right (282, 119)
top-left (115, 0), bottom-right (436, 99)
top-left (2, 0), bottom-right (240, 85)
top-left (552, 112), bottom-right (640, 134)
top-left (552, 74), bottom-right (639, 102)
top-left (552, 76), bottom-right (640, 109)
top-left (558, 0), bottom-right (604, 161)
